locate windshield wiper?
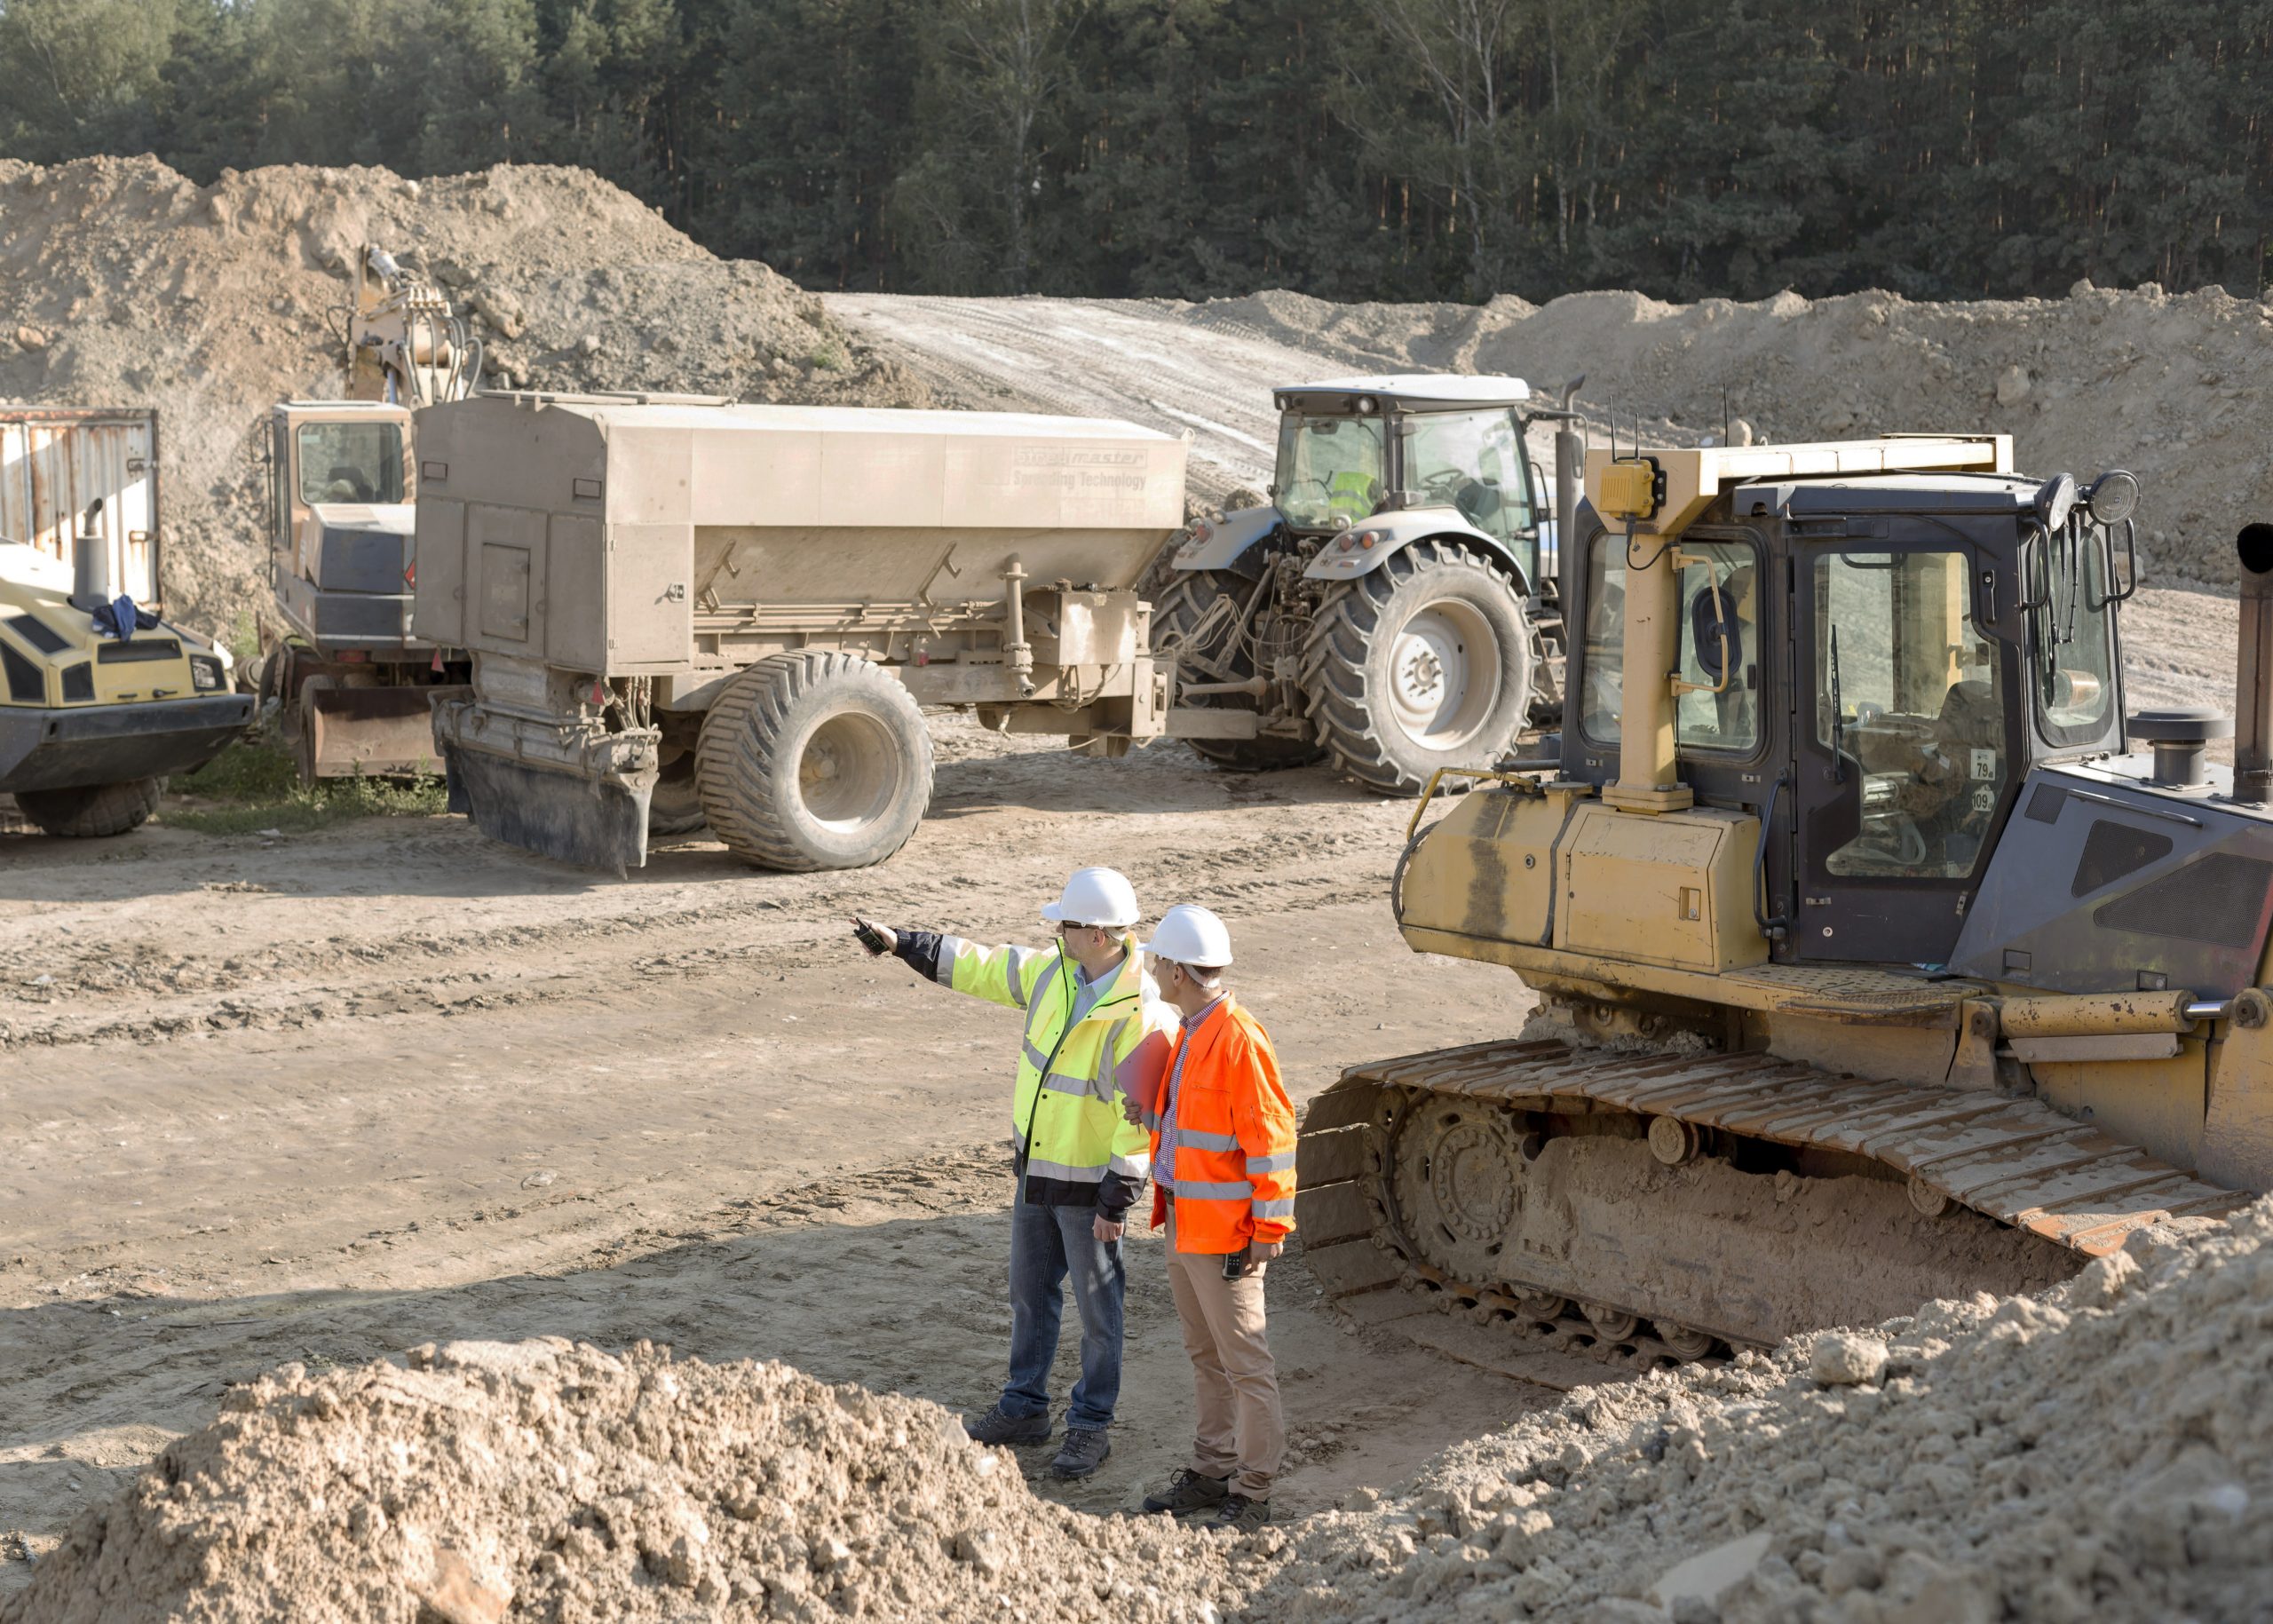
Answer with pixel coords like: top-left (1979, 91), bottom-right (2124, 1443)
top-left (1830, 625), bottom-right (1846, 783)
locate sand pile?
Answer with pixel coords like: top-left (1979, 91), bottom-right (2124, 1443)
top-left (1260, 1201), bottom-right (2273, 1623)
top-left (1, 1338), bottom-right (1235, 1624)
top-left (1205, 285), bottom-right (2273, 590)
top-left (0, 156), bottom-right (927, 635)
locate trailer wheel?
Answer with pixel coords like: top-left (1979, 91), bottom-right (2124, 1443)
top-left (1152, 569), bottom-right (1323, 771)
top-left (694, 651), bottom-right (934, 871)
top-left (14, 777), bottom-right (164, 838)
top-left (1300, 539), bottom-right (1532, 795)
top-left (646, 753), bottom-right (707, 838)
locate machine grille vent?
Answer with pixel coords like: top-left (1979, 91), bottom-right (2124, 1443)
top-left (2024, 782), bottom-right (2069, 824)
top-left (60, 662), bottom-right (93, 701)
top-left (1, 640), bottom-right (43, 702)
top-left (2071, 820), bottom-right (2174, 898)
top-left (4, 614), bottom-right (67, 655)
top-left (94, 638), bottom-right (181, 665)
top-left (2094, 853), bottom-right (2273, 949)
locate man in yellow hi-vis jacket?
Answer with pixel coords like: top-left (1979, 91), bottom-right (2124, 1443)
top-left (852, 867), bottom-right (1173, 1479)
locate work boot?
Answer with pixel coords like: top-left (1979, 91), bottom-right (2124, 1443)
top-left (962, 1404), bottom-right (1051, 1446)
top-left (1208, 1493), bottom-right (1270, 1535)
top-left (1141, 1468), bottom-right (1231, 1515)
top-left (1049, 1425), bottom-right (1112, 1479)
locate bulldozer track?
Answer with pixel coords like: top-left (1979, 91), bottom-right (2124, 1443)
top-left (1295, 1037), bottom-right (2250, 1389)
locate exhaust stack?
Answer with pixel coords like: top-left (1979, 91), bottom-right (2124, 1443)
top-left (68, 497), bottom-right (110, 613)
top-left (2236, 523), bottom-right (2273, 804)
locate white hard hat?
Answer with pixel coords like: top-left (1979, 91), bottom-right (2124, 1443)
top-left (1040, 867), bottom-right (1140, 930)
top-left (1135, 904), bottom-right (1233, 969)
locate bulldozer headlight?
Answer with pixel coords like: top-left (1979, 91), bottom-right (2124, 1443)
top-left (1356, 395), bottom-right (1378, 414)
top-left (2034, 471), bottom-right (2079, 533)
top-left (190, 654), bottom-right (224, 692)
top-left (2086, 469), bottom-right (2140, 526)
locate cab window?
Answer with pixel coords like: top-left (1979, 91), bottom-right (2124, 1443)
top-left (1399, 409), bottom-right (1532, 543)
top-left (1274, 416), bottom-right (1385, 529)
top-left (1673, 541), bottom-right (1761, 755)
top-left (1580, 530), bottom-right (1625, 744)
top-left (297, 421), bottom-right (406, 506)
top-left (1580, 532), bottom-right (1761, 755)
top-left (1816, 549), bottom-right (2006, 878)
top-left (2033, 535), bottom-right (2118, 749)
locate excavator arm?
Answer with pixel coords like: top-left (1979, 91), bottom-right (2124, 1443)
top-left (340, 247), bottom-right (483, 408)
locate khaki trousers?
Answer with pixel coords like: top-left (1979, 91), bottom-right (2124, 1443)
top-left (1164, 1212), bottom-right (1285, 1500)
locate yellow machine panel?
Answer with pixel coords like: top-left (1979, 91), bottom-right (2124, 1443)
top-left (1556, 800), bottom-right (1768, 973)
top-left (1396, 783), bottom-right (1572, 948)
top-left (2031, 1042), bottom-right (2210, 1174)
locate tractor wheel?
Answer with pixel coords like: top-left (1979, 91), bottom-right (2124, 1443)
top-left (1299, 539), bottom-right (1532, 796)
top-left (694, 651), bottom-right (933, 872)
top-left (1152, 569), bottom-right (1322, 771)
top-left (14, 777), bottom-right (164, 838)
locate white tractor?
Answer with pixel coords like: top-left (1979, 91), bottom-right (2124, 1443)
top-left (1156, 375), bottom-right (1580, 793)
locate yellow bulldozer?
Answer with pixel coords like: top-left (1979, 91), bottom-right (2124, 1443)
top-left (1296, 433), bottom-right (2267, 1379)
top-left (1, 409), bottom-right (251, 836)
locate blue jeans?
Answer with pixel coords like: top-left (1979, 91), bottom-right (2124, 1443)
top-left (1002, 1175), bottom-right (1126, 1430)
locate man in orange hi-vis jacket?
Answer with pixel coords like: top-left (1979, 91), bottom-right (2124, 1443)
top-left (1125, 904), bottom-right (1296, 1535)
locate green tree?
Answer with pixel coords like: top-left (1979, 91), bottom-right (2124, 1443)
top-left (0, 0), bottom-right (181, 159)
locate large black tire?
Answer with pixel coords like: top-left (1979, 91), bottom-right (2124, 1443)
top-left (693, 651), bottom-right (933, 872)
top-left (15, 777), bottom-right (163, 838)
top-left (1299, 539), bottom-right (1533, 795)
top-left (1152, 569), bottom-right (1324, 771)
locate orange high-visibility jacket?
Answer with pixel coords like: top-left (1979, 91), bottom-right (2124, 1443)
top-left (1141, 998), bottom-right (1298, 1252)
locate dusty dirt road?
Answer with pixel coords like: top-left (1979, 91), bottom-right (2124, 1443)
top-left (0, 725), bottom-right (1556, 1586)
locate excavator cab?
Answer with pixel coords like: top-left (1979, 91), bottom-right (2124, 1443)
top-left (262, 400), bottom-right (443, 778)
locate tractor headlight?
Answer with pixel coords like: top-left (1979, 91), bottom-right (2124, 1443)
top-left (190, 654), bottom-right (224, 692)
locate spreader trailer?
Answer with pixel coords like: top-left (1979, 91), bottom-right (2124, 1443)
top-left (410, 392), bottom-right (1187, 873)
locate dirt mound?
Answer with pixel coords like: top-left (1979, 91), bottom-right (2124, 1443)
top-left (2, 1338), bottom-right (1234, 1624)
top-left (1260, 1200), bottom-right (2273, 1622)
top-left (1203, 283), bottom-right (2273, 589)
top-left (0, 156), bottom-right (928, 636)
top-left (10, 1202), bottom-right (2269, 1621)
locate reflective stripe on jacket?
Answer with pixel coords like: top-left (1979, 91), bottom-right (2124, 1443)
top-left (1141, 998), bottom-right (1297, 1251)
top-left (939, 933), bottom-right (1173, 1208)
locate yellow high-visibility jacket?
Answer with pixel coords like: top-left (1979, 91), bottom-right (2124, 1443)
top-left (914, 931), bottom-right (1174, 1208)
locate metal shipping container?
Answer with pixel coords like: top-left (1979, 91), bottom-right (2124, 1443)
top-left (0, 408), bottom-right (162, 610)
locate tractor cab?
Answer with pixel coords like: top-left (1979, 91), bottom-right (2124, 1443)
top-left (1269, 375), bottom-right (1566, 595)
top-left (1560, 438), bottom-right (2145, 969)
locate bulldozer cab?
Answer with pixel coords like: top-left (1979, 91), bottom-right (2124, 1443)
top-left (1271, 376), bottom-right (1550, 582)
top-left (1565, 455), bottom-right (2133, 967)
